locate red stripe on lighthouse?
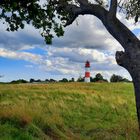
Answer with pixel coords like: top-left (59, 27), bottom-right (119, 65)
top-left (85, 60), bottom-right (91, 82)
top-left (85, 61), bottom-right (90, 67)
top-left (85, 72), bottom-right (90, 77)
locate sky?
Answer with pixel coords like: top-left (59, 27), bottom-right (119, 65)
top-left (0, 9), bottom-right (140, 82)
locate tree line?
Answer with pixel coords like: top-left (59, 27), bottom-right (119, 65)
top-left (77, 73), bottom-right (131, 83)
top-left (9, 73), bottom-right (131, 84)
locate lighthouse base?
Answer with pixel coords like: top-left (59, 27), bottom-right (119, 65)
top-left (85, 77), bottom-right (90, 83)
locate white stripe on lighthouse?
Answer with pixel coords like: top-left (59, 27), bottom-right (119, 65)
top-left (85, 77), bottom-right (90, 83)
top-left (84, 61), bottom-right (90, 83)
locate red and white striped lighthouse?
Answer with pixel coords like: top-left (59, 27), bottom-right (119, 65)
top-left (85, 60), bottom-right (90, 82)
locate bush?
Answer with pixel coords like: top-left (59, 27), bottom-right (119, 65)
top-left (110, 74), bottom-right (130, 82)
top-left (91, 73), bottom-right (108, 82)
top-left (10, 79), bottom-right (28, 84)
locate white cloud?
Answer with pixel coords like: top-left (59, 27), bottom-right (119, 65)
top-left (52, 15), bottom-right (122, 52)
top-left (1, 7), bottom-right (139, 80)
top-left (0, 48), bottom-right (43, 64)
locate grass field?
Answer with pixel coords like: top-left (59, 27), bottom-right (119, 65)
top-left (0, 82), bottom-right (139, 140)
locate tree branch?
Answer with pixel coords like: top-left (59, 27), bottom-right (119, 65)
top-left (64, 3), bottom-right (107, 26)
top-left (102, 16), bottom-right (139, 50)
top-left (64, 14), bottom-right (77, 26)
top-left (109, 0), bottom-right (117, 17)
top-left (63, 4), bottom-right (83, 26)
top-left (61, 0), bottom-right (139, 50)
top-left (77, 0), bottom-right (89, 7)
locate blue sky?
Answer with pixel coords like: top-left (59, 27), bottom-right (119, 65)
top-left (0, 11), bottom-right (139, 82)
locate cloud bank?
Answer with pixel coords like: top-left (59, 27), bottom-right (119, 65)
top-left (0, 12), bottom-right (139, 81)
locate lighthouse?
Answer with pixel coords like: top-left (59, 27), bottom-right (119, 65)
top-left (85, 60), bottom-right (90, 82)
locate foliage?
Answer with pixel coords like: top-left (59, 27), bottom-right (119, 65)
top-left (7, 74), bottom-right (130, 84)
top-left (69, 77), bottom-right (75, 82)
top-left (49, 79), bottom-right (57, 82)
top-left (77, 76), bottom-right (84, 82)
top-left (0, 83), bottom-right (139, 139)
top-left (120, 0), bottom-right (140, 22)
top-left (90, 73), bottom-right (108, 82)
top-left (30, 78), bottom-right (35, 83)
top-left (110, 74), bottom-right (131, 82)
top-left (10, 79), bottom-right (28, 84)
top-left (0, 0), bottom-right (140, 44)
top-left (95, 73), bottom-right (103, 80)
top-left (59, 78), bottom-right (69, 82)
top-left (0, 0), bottom-right (65, 44)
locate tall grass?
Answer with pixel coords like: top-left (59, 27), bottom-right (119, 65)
top-left (0, 83), bottom-right (139, 140)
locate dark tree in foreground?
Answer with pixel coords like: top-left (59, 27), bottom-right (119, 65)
top-left (1, 0), bottom-right (140, 127)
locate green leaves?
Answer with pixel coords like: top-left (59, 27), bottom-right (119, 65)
top-left (0, 0), bottom-right (67, 44)
top-left (0, 0), bottom-right (140, 45)
top-left (45, 34), bottom-right (53, 44)
top-left (120, 0), bottom-right (140, 23)
top-left (54, 24), bottom-right (64, 37)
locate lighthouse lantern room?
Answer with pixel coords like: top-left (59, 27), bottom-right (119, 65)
top-left (85, 61), bottom-right (90, 83)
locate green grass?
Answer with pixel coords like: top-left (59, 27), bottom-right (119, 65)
top-left (0, 82), bottom-right (139, 140)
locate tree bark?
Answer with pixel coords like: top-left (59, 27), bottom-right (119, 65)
top-left (116, 43), bottom-right (140, 128)
top-left (61, 0), bottom-right (140, 128)
top-left (133, 80), bottom-right (140, 128)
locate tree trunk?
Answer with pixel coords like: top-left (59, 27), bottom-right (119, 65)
top-left (63, 0), bottom-right (140, 129)
top-left (133, 80), bottom-right (140, 128)
top-left (116, 43), bottom-right (140, 127)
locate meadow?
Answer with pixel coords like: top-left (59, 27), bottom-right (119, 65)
top-left (0, 82), bottom-right (139, 140)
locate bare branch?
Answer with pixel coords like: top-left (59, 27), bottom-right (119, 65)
top-left (109, 0), bottom-right (117, 17)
